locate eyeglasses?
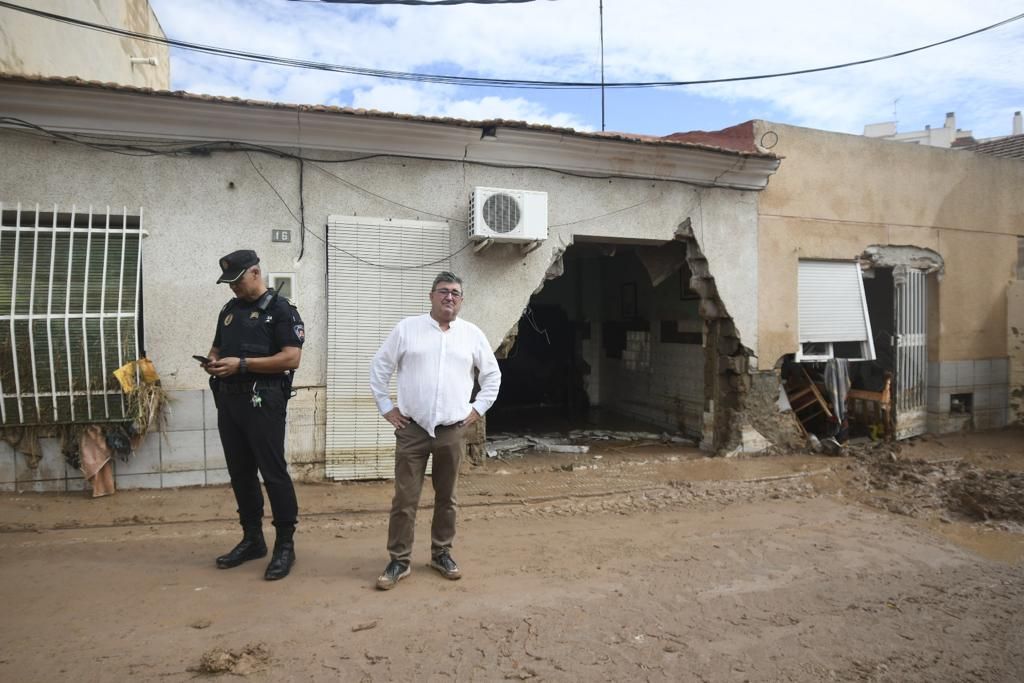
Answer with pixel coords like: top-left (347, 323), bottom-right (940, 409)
top-left (433, 288), bottom-right (463, 300)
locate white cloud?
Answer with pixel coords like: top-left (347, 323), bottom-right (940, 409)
top-left (350, 83), bottom-right (590, 128)
top-left (148, 0), bottom-right (1024, 137)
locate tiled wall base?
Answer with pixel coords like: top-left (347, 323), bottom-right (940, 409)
top-left (926, 358), bottom-right (1010, 434)
top-left (2, 386), bottom-right (326, 492)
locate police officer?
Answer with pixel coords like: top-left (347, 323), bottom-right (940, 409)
top-left (205, 250), bottom-right (304, 580)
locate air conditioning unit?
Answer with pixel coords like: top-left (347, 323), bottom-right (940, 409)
top-left (469, 187), bottom-right (548, 243)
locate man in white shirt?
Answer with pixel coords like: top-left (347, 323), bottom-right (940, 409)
top-left (370, 271), bottom-right (501, 590)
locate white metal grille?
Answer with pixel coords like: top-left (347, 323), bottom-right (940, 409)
top-left (894, 267), bottom-right (928, 439)
top-left (0, 203), bottom-right (144, 426)
top-left (325, 216), bottom-right (450, 480)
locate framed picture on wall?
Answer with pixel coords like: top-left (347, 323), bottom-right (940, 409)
top-left (621, 282), bottom-right (637, 318)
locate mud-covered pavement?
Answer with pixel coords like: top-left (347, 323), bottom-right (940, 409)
top-left (1, 428), bottom-right (1023, 682)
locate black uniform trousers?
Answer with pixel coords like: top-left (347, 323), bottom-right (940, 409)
top-left (215, 381), bottom-right (298, 529)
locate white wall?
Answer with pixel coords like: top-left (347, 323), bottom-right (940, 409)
top-left (0, 126), bottom-right (761, 483)
top-left (0, 0), bottom-right (170, 89)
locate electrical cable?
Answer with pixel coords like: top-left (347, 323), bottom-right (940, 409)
top-left (2, 116), bottom-right (674, 268)
top-left (0, 1), bottom-right (1020, 90)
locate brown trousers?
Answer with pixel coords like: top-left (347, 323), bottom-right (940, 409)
top-left (387, 421), bottom-right (465, 563)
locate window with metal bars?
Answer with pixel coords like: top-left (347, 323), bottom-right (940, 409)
top-left (0, 204), bottom-right (144, 426)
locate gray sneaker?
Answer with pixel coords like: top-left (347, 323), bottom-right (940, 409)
top-left (375, 560), bottom-right (410, 590)
top-left (429, 552), bottom-right (462, 580)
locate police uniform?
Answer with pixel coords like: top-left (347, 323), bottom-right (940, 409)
top-left (210, 250), bottom-right (304, 580)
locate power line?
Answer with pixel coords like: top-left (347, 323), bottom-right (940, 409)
top-left (1, 1), bottom-right (1021, 90)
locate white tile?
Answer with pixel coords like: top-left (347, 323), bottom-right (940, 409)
top-left (118, 432), bottom-right (161, 475)
top-left (161, 430), bottom-right (205, 472)
top-left (203, 389), bottom-right (219, 430)
top-left (17, 479), bottom-right (65, 493)
top-left (992, 358), bottom-right (1009, 383)
top-left (162, 470), bottom-right (206, 488)
top-left (0, 483), bottom-right (14, 492)
top-left (15, 440), bottom-right (65, 487)
top-left (206, 468), bottom-right (232, 485)
top-left (205, 430), bottom-right (226, 469)
top-left (927, 363), bottom-right (939, 387)
top-left (165, 390), bottom-right (205, 431)
top-left (939, 362), bottom-right (957, 388)
top-left (974, 386), bottom-right (992, 410)
top-left (992, 386), bottom-right (1009, 408)
top-left (974, 359), bottom-right (993, 385)
top-left (0, 442), bottom-right (15, 484)
top-left (66, 477), bottom-right (89, 493)
top-left (927, 387), bottom-right (940, 411)
top-left (115, 473), bottom-right (162, 489)
top-left (955, 360), bottom-right (975, 388)
top-left (935, 390), bottom-right (952, 413)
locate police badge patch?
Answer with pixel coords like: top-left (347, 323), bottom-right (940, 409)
top-left (224, 313), bottom-right (234, 326)
top-left (294, 324), bottom-right (305, 342)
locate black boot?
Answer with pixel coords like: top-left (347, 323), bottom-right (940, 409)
top-left (216, 523), bottom-right (267, 569)
top-left (264, 526), bottom-right (295, 581)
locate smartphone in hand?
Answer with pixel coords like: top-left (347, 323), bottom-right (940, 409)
top-left (192, 355), bottom-right (211, 365)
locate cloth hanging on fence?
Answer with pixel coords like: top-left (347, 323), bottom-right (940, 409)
top-left (824, 359), bottom-right (851, 427)
top-left (80, 425), bottom-right (115, 498)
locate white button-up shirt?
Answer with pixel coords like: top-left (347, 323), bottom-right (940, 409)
top-left (370, 314), bottom-right (502, 437)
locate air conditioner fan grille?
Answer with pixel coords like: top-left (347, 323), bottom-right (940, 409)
top-left (481, 193), bottom-right (521, 234)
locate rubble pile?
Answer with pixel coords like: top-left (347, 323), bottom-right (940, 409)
top-left (944, 470), bottom-right (1024, 522)
top-left (193, 643), bottom-right (271, 676)
top-left (846, 447), bottom-right (1024, 523)
top-left (485, 430), bottom-right (695, 459)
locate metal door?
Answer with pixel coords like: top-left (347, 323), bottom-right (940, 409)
top-left (893, 267), bottom-right (927, 439)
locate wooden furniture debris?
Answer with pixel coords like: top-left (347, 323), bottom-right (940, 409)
top-left (847, 372), bottom-right (893, 440)
top-left (785, 366), bottom-right (833, 436)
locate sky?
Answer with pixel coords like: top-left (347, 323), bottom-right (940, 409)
top-left (145, 0), bottom-right (1024, 140)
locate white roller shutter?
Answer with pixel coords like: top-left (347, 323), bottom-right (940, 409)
top-left (325, 216), bottom-right (450, 480)
top-left (798, 260), bottom-right (871, 343)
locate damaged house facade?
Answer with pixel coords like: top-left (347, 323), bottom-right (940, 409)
top-left (1, 76), bottom-right (1021, 491)
top-left (0, 75), bottom-right (779, 489)
top-left (746, 121), bottom-right (1024, 444)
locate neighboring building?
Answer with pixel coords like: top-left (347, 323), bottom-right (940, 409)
top-left (0, 75), bottom-right (778, 490)
top-left (748, 121), bottom-right (1024, 438)
top-left (864, 111), bottom-right (975, 148)
top-left (0, 0), bottom-right (169, 89)
top-left (963, 112), bottom-right (1024, 159)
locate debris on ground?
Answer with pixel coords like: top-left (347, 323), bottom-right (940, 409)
top-left (192, 642), bottom-right (271, 676)
top-left (841, 444), bottom-right (1024, 523)
top-left (486, 430), bottom-right (695, 459)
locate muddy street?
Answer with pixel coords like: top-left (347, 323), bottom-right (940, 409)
top-left (1, 429), bottom-right (1023, 682)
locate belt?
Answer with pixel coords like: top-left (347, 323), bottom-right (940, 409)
top-left (215, 377), bottom-right (286, 394)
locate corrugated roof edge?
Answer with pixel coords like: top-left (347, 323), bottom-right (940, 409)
top-left (0, 72), bottom-right (776, 159)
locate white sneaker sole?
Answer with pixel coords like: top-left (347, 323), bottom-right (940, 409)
top-left (428, 560), bottom-right (462, 580)
top-left (375, 566), bottom-right (410, 590)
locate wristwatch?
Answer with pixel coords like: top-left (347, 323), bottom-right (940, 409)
top-left (239, 357), bottom-right (248, 374)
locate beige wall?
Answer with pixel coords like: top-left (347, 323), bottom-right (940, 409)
top-left (754, 121), bottom-right (1024, 366)
top-left (0, 0), bottom-right (169, 89)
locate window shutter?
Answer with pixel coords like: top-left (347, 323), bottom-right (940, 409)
top-left (325, 216), bottom-right (450, 481)
top-left (798, 260), bottom-right (871, 343)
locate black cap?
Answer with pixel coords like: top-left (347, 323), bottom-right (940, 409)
top-left (216, 250), bottom-right (260, 283)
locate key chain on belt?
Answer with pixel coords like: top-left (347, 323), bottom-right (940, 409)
top-left (250, 381), bottom-right (262, 408)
